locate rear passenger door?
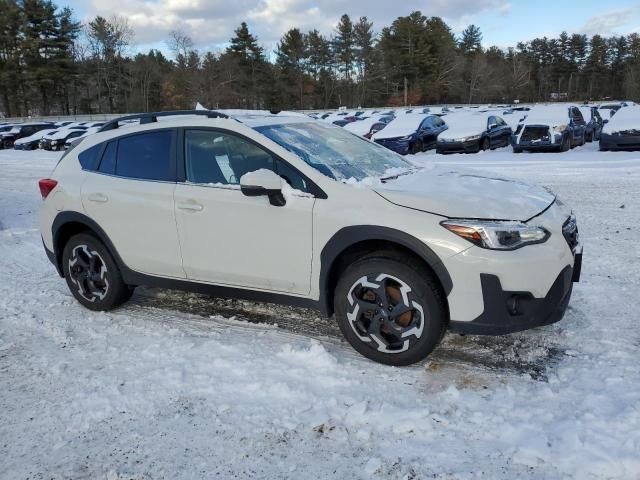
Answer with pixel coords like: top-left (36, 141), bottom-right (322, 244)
top-left (173, 128), bottom-right (315, 295)
top-left (80, 129), bottom-right (186, 279)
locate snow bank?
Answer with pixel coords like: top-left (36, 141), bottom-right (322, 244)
top-left (602, 105), bottom-right (640, 134)
top-left (372, 113), bottom-right (426, 140)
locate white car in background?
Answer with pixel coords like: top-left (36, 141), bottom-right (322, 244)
top-left (436, 112), bottom-right (512, 154)
top-left (39, 110), bottom-right (582, 366)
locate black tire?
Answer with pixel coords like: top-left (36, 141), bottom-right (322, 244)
top-left (560, 135), bottom-right (570, 152)
top-left (410, 140), bottom-right (423, 154)
top-left (513, 146), bottom-right (522, 153)
top-left (334, 251), bottom-right (447, 366)
top-left (585, 130), bottom-right (593, 143)
top-left (481, 137), bottom-right (490, 151)
top-left (62, 233), bottom-right (133, 311)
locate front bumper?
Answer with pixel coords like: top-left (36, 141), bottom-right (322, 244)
top-left (443, 202), bottom-right (581, 334)
top-left (436, 138), bottom-right (480, 154)
top-left (599, 133), bottom-right (640, 151)
top-left (374, 138), bottom-right (411, 155)
top-left (449, 255), bottom-right (580, 335)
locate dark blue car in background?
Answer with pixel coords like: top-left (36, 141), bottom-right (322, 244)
top-left (372, 113), bottom-right (447, 154)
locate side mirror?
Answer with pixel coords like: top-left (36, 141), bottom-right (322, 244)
top-left (240, 169), bottom-right (286, 207)
top-left (488, 123), bottom-right (497, 130)
top-left (603, 119), bottom-right (609, 124)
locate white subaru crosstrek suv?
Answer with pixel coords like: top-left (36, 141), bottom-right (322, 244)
top-left (39, 110), bottom-right (582, 366)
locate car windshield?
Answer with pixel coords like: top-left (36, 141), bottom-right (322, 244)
top-left (255, 121), bottom-right (412, 181)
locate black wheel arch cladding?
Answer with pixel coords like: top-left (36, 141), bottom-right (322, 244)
top-left (319, 225), bottom-right (453, 317)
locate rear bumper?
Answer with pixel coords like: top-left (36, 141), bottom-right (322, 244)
top-left (43, 237), bottom-right (63, 277)
top-left (449, 260), bottom-right (579, 335)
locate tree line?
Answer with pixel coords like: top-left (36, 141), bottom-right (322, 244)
top-left (1, 0), bottom-right (639, 117)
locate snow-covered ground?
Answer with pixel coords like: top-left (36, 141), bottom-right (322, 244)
top-left (1, 144), bottom-right (639, 479)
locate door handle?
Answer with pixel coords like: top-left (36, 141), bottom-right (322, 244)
top-left (88, 193), bottom-right (108, 203)
top-left (177, 201), bottom-right (203, 212)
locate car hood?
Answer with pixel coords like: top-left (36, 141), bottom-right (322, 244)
top-left (374, 168), bottom-right (555, 221)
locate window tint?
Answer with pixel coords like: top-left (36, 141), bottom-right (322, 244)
top-left (99, 141), bottom-right (117, 175)
top-left (185, 129), bottom-right (308, 191)
top-left (571, 108), bottom-right (585, 123)
top-left (78, 144), bottom-right (102, 170)
top-left (116, 130), bottom-right (173, 181)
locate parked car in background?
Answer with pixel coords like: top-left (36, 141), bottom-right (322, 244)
top-left (64, 127), bottom-right (100, 149)
top-left (41, 127), bottom-right (87, 151)
top-left (578, 106), bottom-right (604, 142)
top-left (436, 112), bottom-right (512, 154)
top-left (13, 128), bottom-right (58, 150)
top-left (0, 124), bottom-right (16, 135)
top-left (343, 114), bottom-right (394, 138)
top-left (599, 106), bottom-right (640, 151)
top-left (512, 105), bottom-right (587, 153)
top-left (373, 113), bottom-right (447, 154)
top-left (598, 103), bottom-right (622, 119)
top-left (0, 122), bottom-right (52, 149)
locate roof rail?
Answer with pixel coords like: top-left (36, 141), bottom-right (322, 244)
top-left (98, 110), bottom-right (230, 132)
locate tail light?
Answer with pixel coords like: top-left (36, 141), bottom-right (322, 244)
top-left (38, 179), bottom-right (58, 198)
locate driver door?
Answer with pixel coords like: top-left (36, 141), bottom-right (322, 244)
top-left (173, 128), bottom-right (315, 295)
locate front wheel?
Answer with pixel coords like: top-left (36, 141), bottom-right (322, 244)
top-left (62, 233), bottom-right (133, 311)
top-left (410, 140), bottom-right (423, 154)
top-left (481, 137), bottom-right (490, 151)
top-left (334, 252), bottom-right (447, 366)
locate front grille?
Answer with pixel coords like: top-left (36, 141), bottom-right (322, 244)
top-left (562, 215), bottom-right (579, 252)
top-left (521, 126), bottom-right (551, 142)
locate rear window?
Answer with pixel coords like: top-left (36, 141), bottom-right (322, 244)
top-left (78, 144), bottom-right (102, 170)
top-left (99, 141), bottom-right (117, 175)
top-left (115, 130), bottom-right (173, 181)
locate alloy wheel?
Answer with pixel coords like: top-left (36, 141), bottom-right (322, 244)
top-left (346, 273), bottom-right (424, 354)
top-left (67, 244), bottom-right (110, 302)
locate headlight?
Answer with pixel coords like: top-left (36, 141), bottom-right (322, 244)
top-left (397, 135), bottom-right (412, 141)
top-left (441, 219), bottom-right (550, 250)
top-left (463, 134), bottom-right (481, 141)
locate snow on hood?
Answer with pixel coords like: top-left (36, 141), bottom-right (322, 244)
top-left (603, 106), bottom-right (640, 134)
top-left (373, 167), bottom-right (555, 221)
top-left (372, 113), bottom-right (426, 140)
top-left (522, 105), bottom-right (572, 127)
top-left (438, 113), bottom-right (490, 140)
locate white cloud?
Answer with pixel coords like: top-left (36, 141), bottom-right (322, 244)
top-left (72, 0), bottom-right (511, 53)
top-left (579, 7), bottom-right (638, 36)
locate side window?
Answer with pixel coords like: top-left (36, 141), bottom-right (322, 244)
top-left (571, 108), bottom-right (585, 123)
top-left (98, 141), bottom-right (117, 175)
top-left (116, 130), bottom-right (173, 181)
top-left (496, 117), bottom-right (506, 126)
top-left (78, 144), bottom-right (102, 170)
top-left (184, 129), bottom-right (308, 191)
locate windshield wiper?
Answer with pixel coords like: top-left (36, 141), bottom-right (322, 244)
top-left (380, 167), bottom-right (420, 182)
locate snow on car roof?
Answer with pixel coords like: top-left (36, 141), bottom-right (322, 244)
top-left (522, 105), bottom-right (573, 126)
top-left (372, 113), bottom-right (427, 140)
top-left (14, 128), bottom-right (58, 144)
top-left (439, 112), bottom-right (492, 139)
top-left (344, 115), bottom-right (387, 136)
top-left (602, 105), bottom-right (640, 134)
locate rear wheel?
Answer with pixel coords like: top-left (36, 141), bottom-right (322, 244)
top-left (62, 233), bottom-right (133, 311)
top-left (334, 252), bottom-right (447, 366)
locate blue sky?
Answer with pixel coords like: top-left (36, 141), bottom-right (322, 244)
top-left (65, 0), bottom-right (640, 55)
